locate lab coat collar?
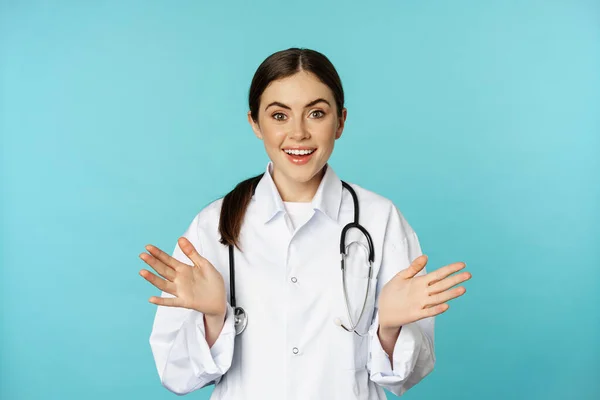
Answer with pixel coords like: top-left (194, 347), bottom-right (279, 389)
top-left (253, 162), bottom-right (343, 224)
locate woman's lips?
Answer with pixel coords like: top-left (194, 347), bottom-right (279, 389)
top-left (282, 149), bottom-right (316, 165)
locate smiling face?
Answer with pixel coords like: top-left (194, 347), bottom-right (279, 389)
top-left (248, 70), bottom-right (347, 194)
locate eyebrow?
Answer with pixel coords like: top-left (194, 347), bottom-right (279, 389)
top-left (264, 98), bottom-right (331, 112)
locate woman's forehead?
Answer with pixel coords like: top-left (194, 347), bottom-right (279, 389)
top-left (260, 71), bottom-right (334, 106)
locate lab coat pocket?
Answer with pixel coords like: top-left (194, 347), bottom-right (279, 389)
top-left (335, 274), bottom-right (376, 370)
top-left (342, 239), bottom-right (372, 279)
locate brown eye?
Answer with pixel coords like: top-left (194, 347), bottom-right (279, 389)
top-left (273, 113), bottom-right (286, 121)
top-left (310, 110), bottom-right (325, 118)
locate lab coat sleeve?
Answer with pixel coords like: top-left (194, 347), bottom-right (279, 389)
top-left (367, 205), bottom-right (435, 397)
top-left (148, 214), bottom-right (236, 395)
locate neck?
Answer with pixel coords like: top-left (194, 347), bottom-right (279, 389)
top-left (271, 166), bottom-right (326, 202)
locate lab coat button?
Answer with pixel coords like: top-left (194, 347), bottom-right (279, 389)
top-left (292, 347), bottom-right (299, 354)
top-left (291, 277), bottom-right (298, 283)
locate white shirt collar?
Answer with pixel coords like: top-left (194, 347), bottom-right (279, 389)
top-left (253, 161), bottom-right (343, 224)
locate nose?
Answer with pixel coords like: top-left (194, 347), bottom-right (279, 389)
top-left (287, 117), bottom-right (310, 141)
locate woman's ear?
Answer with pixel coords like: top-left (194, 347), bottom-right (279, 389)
top-left (335, 108), bottom-right (347, 140)
top-left (247, 111), bottom-right (263, 140)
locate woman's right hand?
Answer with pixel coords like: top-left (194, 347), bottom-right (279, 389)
top-left (139, 237), bottom-right (227, 318)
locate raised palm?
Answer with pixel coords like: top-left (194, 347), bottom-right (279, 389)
top-left (139, 237), bottom-right (227, 318)
top-left (378, 255), bottom-right (471, 329)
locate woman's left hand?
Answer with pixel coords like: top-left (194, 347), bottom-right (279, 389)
top-left (377, 255), bottom-right (471, 330)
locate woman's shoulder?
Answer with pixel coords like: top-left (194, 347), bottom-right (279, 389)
top-left (182, 198), bottom-right (225, 242)
top-left (343, 181), bottom-right (415, 233)
top-left (196, 197), bottom-right (224, 222)
top-left (344, 181), bottom-right (397, 213)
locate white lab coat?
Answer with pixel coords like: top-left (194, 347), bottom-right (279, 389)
top-left (149, 162), bottom-right (435, 399)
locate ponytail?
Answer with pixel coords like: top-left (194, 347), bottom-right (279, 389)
top-left (219, 174), bottom-right (263, 249)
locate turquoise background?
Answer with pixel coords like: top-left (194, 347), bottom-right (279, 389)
top-left (1, 1), bottom-right (599, 399)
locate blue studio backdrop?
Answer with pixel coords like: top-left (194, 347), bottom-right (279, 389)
top-left (1, 1), bottom-right (599, 399)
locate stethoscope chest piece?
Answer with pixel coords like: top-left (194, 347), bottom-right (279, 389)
top-left (234, 306), bottom-right (248, 335)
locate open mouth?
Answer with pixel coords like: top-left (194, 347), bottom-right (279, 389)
top-left (282, 148), bottom-right (317, 165)
top-left (283, 149), bottom-right (316, 156)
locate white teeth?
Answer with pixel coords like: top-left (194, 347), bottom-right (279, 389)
top-left (284, 149), bottom-right (315, 156)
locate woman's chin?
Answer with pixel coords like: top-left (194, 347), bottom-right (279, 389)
top-left (273, 163), bottom-right (323, 185)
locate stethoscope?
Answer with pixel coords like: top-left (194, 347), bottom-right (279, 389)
top-left (228, 178), bottom-right (374, 337)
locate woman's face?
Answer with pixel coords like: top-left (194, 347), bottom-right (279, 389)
top-left (248, 70), bottom-right (347, 187)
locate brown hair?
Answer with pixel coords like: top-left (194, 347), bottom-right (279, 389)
top-left (219, 48), bottom-right (345, 249)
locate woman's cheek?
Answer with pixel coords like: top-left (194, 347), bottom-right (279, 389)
top-left (263, 126), bottom-right (286, 142)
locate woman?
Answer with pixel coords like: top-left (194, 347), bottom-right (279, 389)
top-left (139, 48), bottom-right (472, 399)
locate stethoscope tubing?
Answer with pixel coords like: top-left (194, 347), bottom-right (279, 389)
top-left (229, 177), bottom-right (375, 336)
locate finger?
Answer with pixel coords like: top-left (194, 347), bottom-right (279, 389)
top-left (177, 237), bottom-right (210, 269)
top-left (145, 244), bottom-right (187, 271)
top-left (428, 271), bottom-right (472, 295)
top-left (397, 254), bottom-right (428, 280)
top-left (148, 295), bottom-right (179, 307)
top-left (426, 262), bottom-right (466, 286)
top-left (421, 303), bottom-right (450, 318)
top-left (426, 286), bottom-right (467, 308)
top-left (139, 252), bottom-right (176, 281)
top-left (139, 269), bottom-right (176, 295)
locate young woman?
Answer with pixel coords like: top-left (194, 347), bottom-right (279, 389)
top-left (139, 48), bottom-right (472, 399)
